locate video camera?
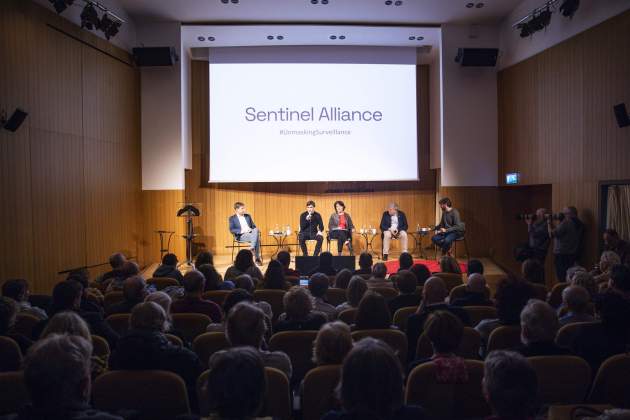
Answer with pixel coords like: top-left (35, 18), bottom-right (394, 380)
top-left (516, 212), bottom-right (565, 222)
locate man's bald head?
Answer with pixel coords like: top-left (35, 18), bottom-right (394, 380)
top-left (467, 273), bottom-right (487, 294)
top-left (562, 285), bottom-right (590, 313)
top-left (423, 276), bottom-right (448, 304)
top-left (123, 275), bottom-right (147, 302)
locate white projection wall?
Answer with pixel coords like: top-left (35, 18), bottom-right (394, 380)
top-left (208, 62), bottom-right (418, 182)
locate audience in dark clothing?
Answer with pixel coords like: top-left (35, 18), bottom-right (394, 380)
top-left (197, 263), bottom-right (233, 291)
top-left (451, 273), bottom-right (493, 307)
top-left (274, 287), bottom-right (327, 332)
top-left (261, 259), bottom-right (290, 290)
top-left (308, 252), bottom-right (337, 276)
top-left (354, 252), bottom-right (373, 277)
top-left (277, 251), bottom-right (301, 278)
top-left (467, 259), bottom-right (484, 275)
top-left (398, 252), bottom-right (414, 272)
top-left (388, 270), bottom-right (421, 315)
top-left (0, 296), bottom-right (33, 369)
top-left (353, 291), bottom-right (394, 331)
top-left (152, 253), bottom-right (184, 284)
top-left (105, 275), bottom-right (148, 315)
top-left (513, 299), bottom-right (570, 357)
top-left (334, 269), bottom-right (354, 289)
top-left (410, 264), bottom-right (431, 287)
top-left (171, 270), bottom-right (222, 322)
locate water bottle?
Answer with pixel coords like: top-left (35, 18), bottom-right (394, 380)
top-left (286, 225), bottom-right (291, 236)
top-left (416, 223), bottom-right (420, 233)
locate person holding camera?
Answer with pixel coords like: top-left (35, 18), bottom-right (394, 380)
top-left (548, 207), bottom-right (581, 282)
top-left (515, 208), bottom-right (550, 263)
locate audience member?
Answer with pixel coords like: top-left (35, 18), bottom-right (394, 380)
top-left (515, 299), bottom-right (568, 357)
top-left (197, 263), bottom-right (233, 291)
top-left (152, 253), bottom-right (184, 284)
top-left (593, 251), bottom-right (621, 284)
top-left (438, 255), bottom-right (462, 275)
top-left (313, 321), bottom-right (353, 366)
top-left (483, 351), bottom-right (538, 420)
top-left (603, 229), bottom-right (630, 267)
top-left (230, 275), bottom-right (273, 319)
top-left (450, 273), bottom-right (493, 307)
top-left (388, 270), bottom-right (421, 315)
top-left (571, 271), bottom-right (598, 298)
top-left (467, 259), bottom-right (484, 275)
top-left (144, 291), bottom-right (187, 341)
top-left (277, 250), bottom-right (300, 278)
top-left (354, 252), bottom-right (373, 276)
top-left (223, 302), bottom-right (292, 379)
top-left (194, 251), bottom-right (215, 268)
top-left (565, 265), bottom-right (587, 283)
top-left (66, 270), bottom-right (104, 314)
top-left (105, 261), bottom-right (140, 293)
top-left (522, 258), bottom-right (545, 284)
top-left (334, 269), bottom-right (353, 289)
top-left (548, 207), bottom-right (581, 282)
top-left (8, 334), bottom-right (123, 420)
top-left (336, 276), bottom-right (368, 314)
top-left (309, 273), bottom-right (337, 320)
top-left (106, 275), bottom-right (148, 315)
top-left (110, 302), bottom-right (202, 407)
top-left (308, 251), bottom-right (337, 276)
top-left (224, 249), bottom-right (263, 282)
top-left (398, 252), bottom-right (414, 271)
top-left (206, 289), bottom-right (255, 333)
top-left (0, 296), bottom-right (33, 367)
top-left (608, 264), bottom-right (630, 299)
top-left (322, 337), bottom-right (426, 420)
top-left (171, 270), bottom-right (222, 323)
top-left (352, 291), bottom-right (393, 331)
top-left (204, 347), bottom-right (266, 420)
top-left (559, 285), bottom-right (594, 326)
top-left (410, 264), bottom-right (431, 287)
top-left (97, 252), bottom-right (127, 285)
top-left (406, 277), bottom-right (470, 360)
top-left (261, 259), bottom-right (289, 290)
top-left (367, 262), bottom-right (392, 288)
top-left (1, 278), bottom-right (47, 320)
top-left (275, 287), bottom-right (327, 332)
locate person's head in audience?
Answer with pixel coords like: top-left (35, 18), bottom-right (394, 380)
top-left (358, 252), bottom-right (373, 272)
top-left (309, 272), bottom-right (329, 300)
top-left (395, 270), bottom-right (417, 295)
top-left (599, 251), bottom-right (621, 274)
top-left (562, 286), bottom-right (590, 316)
top-left (346, 276), bottom-right (368, 308)
top-left (233, 274), bottom-right (255, 293)
top-left (410, 263), bottom-right (431, 287)
top-left (226, 302), bottom-right (266, 349)
top-left (41, 311), bottom-right (90, 340)
top-left (234, 249), bottom-right (254, 272)
top-left (197, 264), bottom-right (222, 291)
top-left (66, 269), bottom-right (90, 289)
top-left (399, 252), bottom-right (414, 271)
top-left (0, 296), bottom-right (18, 335)
top-left (520, 299), bottom-right (559, 346)
top-left (338, 337), bottom-right (404, 419)
top-left (1, 278), bottom-right (30, 303)
top-left (130, 301), bottom-right (168, 333)
top-left (609, 264), bottom-right (630, 298)
top-left (276, 251), bottom-right (291, 270)
top-left (439, 255), bottom-right (462, 274)
top-left (223, 289), bottom-right (254, 316)
top-left (424, 310), bottom-right (463, 355)
top-left (145, 291), bottom-right (172, 318)
top-left (495, 277), bottom-right (535, 325)
top-left (467, 259), bottom-right (484, 275)
top-left (109, 252), bottom-right (126, 270)
top-left (121, 261), bottom-right (140, 279)
top-left (51, 280), bottom-right (82, 312)
top-left (603, 229), bottom-right (622, 250)
top-left (195, 251), bottom-right (214, 267)
top-left (319, 251), bottom-right (334, 269)
top-left (565, 265), bottom-right (586, 283)
top-left (23, 334), bottom-right (94, 412)
top-left (182, 270), bottom-right (206, 298)
top-left (596, 291), bottom-right (630, 329)
top-left (483, 350), bottom-right (538, 420)
top-left (354, 291), bottom-right (392, 330)
top-left (571, 271), bottom-right (598, 297)
top-left (283, 286), bottom-right (314, 321)
top-left (207, 346), bottom-right (266, 419)
top-left (521, 258), bottom-right (544, 284)
top-left (233, 201), bottom-right (247, 216)
top-left (335, 269), bottom-right (353, 289)
top-left (161, 253), bottom-right (178, 268)
top-left (372, 262), bottom-right (387, 279)
top-left (263, 259), bottom-right (286, 290)
top-left (313, 321), bottom-right (353, 365)
top-left (422, 276), bottom-right (448, 306)
top-left (123, 275), bottom-right (148, 303)
top-left (467, 273), bottom-right (487, 294)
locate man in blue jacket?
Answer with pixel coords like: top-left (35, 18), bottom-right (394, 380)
top-left (380, 202), bottom-right (409, 261)
top-left (228, 202), bottom-right (262, 265)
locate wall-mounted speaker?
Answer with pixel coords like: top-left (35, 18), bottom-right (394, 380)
top-left (614, 103), bottom-right (630, 128)
top-left (132, 47), bottom-right (178, 67)
top-left (2, 108), bottom-right (28, 132)
top-left (455, 48), bottom-right (499, 67)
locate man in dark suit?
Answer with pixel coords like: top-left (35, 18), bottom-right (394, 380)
top-left (380, 202), bottom-right (409, 261)
top-left (299, 200), bottom-right (324, 256)
top-left (228, 202), bottom-right (262, 265)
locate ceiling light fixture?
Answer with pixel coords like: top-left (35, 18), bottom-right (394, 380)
top-left (513, 0), bottom-right (563, 38)
top-left (466, 2), bottom-right (474, 8)
top-left (559, 0), bottom-right (580, 18)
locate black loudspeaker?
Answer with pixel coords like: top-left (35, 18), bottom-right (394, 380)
top-left (2, 108), bottom-right (28, 132)
top-left (614, 103), bottom-right (630, 128)
top-left (332, 256), bottom-right (356, 272)
top-left (455, 48), bottom-right (499, 67)
top-left (132, 47), bottom-right (178, 67)
top-left (295, 256), bottom-right (320, 275)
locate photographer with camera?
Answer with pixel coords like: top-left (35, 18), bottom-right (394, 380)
top-left (548, 207), bottom-right (581, 282)
top-left (515, 208), bottom-right (550, 263)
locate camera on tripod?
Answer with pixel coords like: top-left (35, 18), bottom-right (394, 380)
top-left (516, 212), bottom-right (564, 222)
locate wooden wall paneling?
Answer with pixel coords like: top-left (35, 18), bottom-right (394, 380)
top-left (141, 190), bottom-right (186, 265)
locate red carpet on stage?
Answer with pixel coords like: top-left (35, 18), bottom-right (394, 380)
top-left (384, 259), bottom-right (467, 275)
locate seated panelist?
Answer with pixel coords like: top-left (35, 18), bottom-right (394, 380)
top-left (299, 200), bottom-right (324, 256)
top-left (228, 202), bottom-right (262, 265)
top-left (431, 197), bottom-right (465, 256)
top-left (328, 200), bottom-right (354, 256)
top-left (380, 202), bottom-right (408, 261)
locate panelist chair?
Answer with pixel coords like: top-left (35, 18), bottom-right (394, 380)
top-left (230, 230), bottom-right (262, 263)
top-left (326, 230), bottom-right (353, 255)
top-left (295, 230), bottom-right (319, 256)
top-left (434, 235), bottom-right (470, 261)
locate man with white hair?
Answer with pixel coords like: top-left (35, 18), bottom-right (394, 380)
top-left (451, 273), bottom-right (493, 307)
top-left (379, 202), bottom-right (409, 261)
top-left (559, 285), bottom-right (594, 326)
top-left (515, 299), bottom-right (569, 357)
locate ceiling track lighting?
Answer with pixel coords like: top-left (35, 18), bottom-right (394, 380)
top-left (512, 0), bottom-right (577, 39)
top-left (49, 0), bottom-right (125, 40)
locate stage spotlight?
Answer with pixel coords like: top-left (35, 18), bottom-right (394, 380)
top-left (560, 0), bottom-right (579, 18)
top-left (518, 21), bottom-right (532, 38)
top-left (99, 14), bottom-right (121, 40)
top-left (80, 3), bottom-right (99, 30)
top-left (49, 0), bottom-right (73, 13)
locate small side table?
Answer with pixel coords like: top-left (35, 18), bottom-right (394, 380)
top-left (356, 229), bottom-right (378, 257)
top-left (409, 228), bottom-right (432, 259)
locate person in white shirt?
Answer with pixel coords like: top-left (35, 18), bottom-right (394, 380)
top-left (228, 202), bottom-right (262, 265)
top-left (379, 203), bottom-right (409, 261)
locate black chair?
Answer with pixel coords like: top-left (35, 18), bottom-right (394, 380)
top-left (228, 230), bottom-right (263, 263)
top-left (434, 234), bottom-right (469, 261)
